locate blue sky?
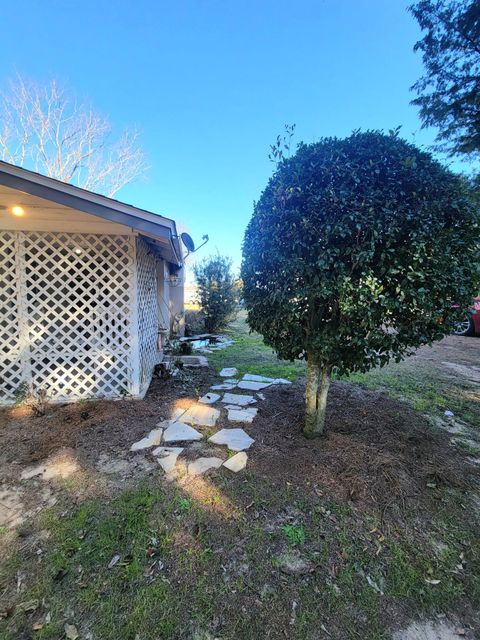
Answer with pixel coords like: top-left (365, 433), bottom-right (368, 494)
top-left (1, 1), bottom-right (447, 278)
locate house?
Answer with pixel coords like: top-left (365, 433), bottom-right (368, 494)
top-left (0, 161), bottom-right (185, 406)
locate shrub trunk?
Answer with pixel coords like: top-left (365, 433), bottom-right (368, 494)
top-left (304, 356), bottom-right (331, 438)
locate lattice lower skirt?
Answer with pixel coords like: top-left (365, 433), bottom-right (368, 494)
top-left (0, 231), bottom-right (159, 405)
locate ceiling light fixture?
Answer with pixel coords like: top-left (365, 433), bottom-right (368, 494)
top-left (11, 205), bottom-right (25, 217)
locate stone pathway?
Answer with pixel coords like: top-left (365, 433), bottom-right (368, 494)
top-left (129, 370), bottom-right (291, 477)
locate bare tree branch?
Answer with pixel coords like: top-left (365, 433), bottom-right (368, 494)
top-left (0, 74), bottom-right (147, 195)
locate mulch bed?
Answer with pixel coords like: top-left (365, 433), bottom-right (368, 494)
top-left (0, 368), bottom-right (476, 523)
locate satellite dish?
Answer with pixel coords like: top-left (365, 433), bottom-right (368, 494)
top-left (181, 232), bottom-right (196, 253)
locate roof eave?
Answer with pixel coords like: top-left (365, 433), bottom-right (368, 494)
top-left (0, 161), bottom-right (183, 267)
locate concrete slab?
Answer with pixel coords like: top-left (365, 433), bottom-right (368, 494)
top-left (187, 457), bottom-right (224, 476)
top-left (237, 380), bottom-right (271, 391)
top-left (199, 392), bottom-right (221, 405)
top-left (163, 422), bottom-right (203, 443)
top-left (220, 367), bottom-right (238, 377)
top-left (223, 452), bottom-right (248, 472)
top-left (227, 407), bottom-right (258, 423)
top-left (130, 428), bottom-right (164, 452)
top-left (181, 404), bottom-right (220, 427)
top-left (208, 428), bottom-right (254, 451)
top-left (221, 393), bottom-right (256, 407)
top-left (152, 447), bottom-right (184, 473)
top-left (211, 383), bottom-right (237, 391)
top-left (171, 407), bottom-right (187, 421)
top-left (243, 374), bottom-right (275, 383)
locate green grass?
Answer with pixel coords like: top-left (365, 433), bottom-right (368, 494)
top-left (281, 523), bottom-right (306, 546)
top-left (1, 479), bottom-right (479, 640)
top-left (343, 361), bottom-right (480, 430)
top-left (207, 311), bottom-right (306, 380)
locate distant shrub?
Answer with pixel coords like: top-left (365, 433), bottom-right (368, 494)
top-left (193, 255), bottom-right (238, 333)
top-left (184, 309), bottom-right (205, 336)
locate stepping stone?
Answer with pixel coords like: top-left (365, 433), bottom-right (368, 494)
top-left (171, 407), bottom-right (187, 420)
top-left (130, 428), bottom-right (164, 451)
top-left (257, 393), bottom-right (266, 401)
top-left (220, 367), bottom-right (238, 377)
top-left (243, 374), bottom-right (275, 383)
top-left (272, 378), bottom-right (292, 385)
top-left (211, 383), bottom-right (237, 391)
top-left (163, 422), bottom-right (203, 443)
top-left (187, 457), bottom-right (223, 476)
top-left (181, 404), bottom-right (220, 427)
top-left (208, 428), bottom-right (254, 451)
top-left (237, 380), bottom-right (272, 391)
top-left (152, 447), bottom-right (184, 473)
top-left (227, 407), bottom-right (258, 423)
top-left (199, 392), bottom-right (221, 405)
top-left (221, 392), bottom-right (256, 407)
top-left (223, 451), bottom-right (248, 472)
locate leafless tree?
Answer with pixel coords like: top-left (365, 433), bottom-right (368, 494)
top-left (0, 75), bottom-right (147, 197)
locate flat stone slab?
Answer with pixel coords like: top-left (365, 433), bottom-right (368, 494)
top-left (199, 392), bottom-right (221, 405)
top-left (181, 404), bottom-right (220, 427)
top-left (220, 367), bottom-right (238, 377)
top-left (257, 393), bottom-right (266, 401)
top-left (187, 457), bottom-right (223, 476)
top-left (221, 392), bottom-right (256, 407)
top-left (171, 407), bottom-right (187, 421)
top-left (152, 447), bottom-right (184, 473)
top-left (208, 428), bottom-right (254, 451)
top-left (227, 407), bottom-right (258, 423)
top-left (223, 452), bottom-right (248, 472)
top-left (272, 378), bottom-right (292, 385)
top-left (130, 428), bottom-right (164, 452)
top-left (237, 380), bottom-right (271, 391)
top-left (211, 383), bottom-right (237, 391)
top-left (243, 374), bottom-right (275, 383)
top-left (163, 422), bottom-right (203, 443)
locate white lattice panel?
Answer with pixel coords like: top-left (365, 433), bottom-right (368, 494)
top-left (136, 237), bottom-right (159, 395)
top-left (0, 231), bottom-right (137, 404)
top-left (0, 232), bottom-right (24, 402)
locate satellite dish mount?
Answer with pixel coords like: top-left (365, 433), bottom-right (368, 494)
top-left (180, 232), bottom-right (209, 259)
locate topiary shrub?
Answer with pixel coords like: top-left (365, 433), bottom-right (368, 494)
top-left (241, 130), bottom-right (480, 438)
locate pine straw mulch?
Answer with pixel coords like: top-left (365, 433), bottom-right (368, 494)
top-left (0, 370), bottom-right (477, 522)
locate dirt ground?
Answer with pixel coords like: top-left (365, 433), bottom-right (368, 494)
top-left (0, 335), bottom-right (479, 639)
top-left (1, 335), bottom-right (478, 505)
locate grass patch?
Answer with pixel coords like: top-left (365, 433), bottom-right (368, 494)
top-left (281, 523), bottom-right (306, 546)
top-left (341, 358), bottom-right (480, 430)
top-left (1, 478), bottom-right (478, 640)
top-left (207, 311), bottom-right (306, 380)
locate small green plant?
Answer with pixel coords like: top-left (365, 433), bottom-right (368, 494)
top-left (13, 381), bottom-right (29, 406)
top-left (281, 523), bottom-right (306, 546)
top-left (177, 497), bottom-right (191, 512)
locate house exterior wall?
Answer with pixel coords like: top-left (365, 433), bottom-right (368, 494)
top-left (169, 266), bottom-right (185, 336)
top-left (0, 230), bottom-right (138, 405)
top-left (135, 237), bottom-right (162, 397)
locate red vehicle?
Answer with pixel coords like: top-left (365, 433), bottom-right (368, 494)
top-left (453, 296), bottom-right (480, 336)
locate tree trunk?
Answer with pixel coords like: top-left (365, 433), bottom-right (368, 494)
top-left (304, 356), bottom-right (331, 438)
